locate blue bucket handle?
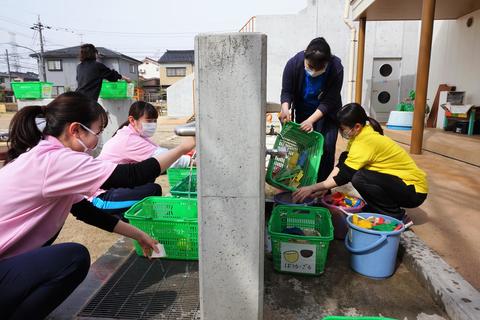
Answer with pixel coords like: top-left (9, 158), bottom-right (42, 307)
top-left (345, 233), bottom-right (388, 254)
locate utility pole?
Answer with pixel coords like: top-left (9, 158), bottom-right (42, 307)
top-left (31, 15), bottom-right (50, 82)
top-left (5, 49), bottom-right (12, 87)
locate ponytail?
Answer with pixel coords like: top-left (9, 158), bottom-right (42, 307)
top-left (367, 116), bottom-right (383, 135)
top-left (6, 92), bottom-right (108, 164)
top-left (337, 103), bottom-right (383, 135)
top-left (6, 105), bottom-right (45, 164)
top-left (113, 120), bottom-right (130, 137)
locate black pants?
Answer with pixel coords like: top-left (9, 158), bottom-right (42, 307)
top-left (351, 169), bottom-right (427, 220)
top-left (0, 243), bottom-right (90, 320)
top-left (295, 112), bottom-right (338, 182)
top-left (92, 182), bottom-right (162, 219)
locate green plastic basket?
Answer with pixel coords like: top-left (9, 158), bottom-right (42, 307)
top-left (268, 205), bottom-right (333, 275)
top-left (322, 317), bottom-right (397, 320)
top-left (167, 167), bottom-right (197, 187)
top-left (266, 121), bottom-right (324, 192)
top-left (124, 196), bottom-right (198, 260)
top-left (11, 81), bottom-right (53, 99)
top-left (99, 80), bottom-right (134, 99)
top-left (170, 174), bottom-right (197, 198)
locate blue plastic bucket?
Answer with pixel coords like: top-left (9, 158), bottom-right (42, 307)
top-left (345, 213), bottom-right (405, 279)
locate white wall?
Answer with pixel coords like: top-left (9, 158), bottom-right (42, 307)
top-left (254, 0), bottom-right (420, 118)
top-left (165, 0), bottom-right (423, 120)
top-left (138, 60), bottom-right (160, 79)
top-left (166, 73), bottom-right (194, 117)
top-left (428, 9), bottom-right (480, 105)
top-left (255, 0), bottom-right (350, 104)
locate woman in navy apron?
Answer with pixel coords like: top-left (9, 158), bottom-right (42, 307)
top-left (280, 37), bottom-right (344, 181)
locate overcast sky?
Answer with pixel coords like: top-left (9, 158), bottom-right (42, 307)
top-left (0, 0), bottom-right (306, 73)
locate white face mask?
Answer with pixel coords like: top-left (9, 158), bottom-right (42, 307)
top-left (77, 123), bottom-right (100, 154)
top-left (340, 127), bottom-right (355, 140)
top-left (141, 122), bottom-right (157, 138)
top-left (305, 66), bottom-right (327, 78)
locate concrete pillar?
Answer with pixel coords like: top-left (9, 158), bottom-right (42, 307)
top-left (355, 18), bottom-right (366, 105)
top-left (410, 0), bottom-right (436, 154)
top-left (195, 33), bottom-right (266, 320)
top-left (96, 98), bottom-right (134, 156)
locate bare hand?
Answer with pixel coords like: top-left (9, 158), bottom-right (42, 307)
top-left (300, 119), bottom-right (314, 133)
top-left (122, 76), bottom-right (132, 83)
top-left (311, 189), bottom-right (328, 199)
top-left (180, 136), bottom-right (196, 153)
top-left (279, 106), bottom-right (291, 124)
top-left (137, 232), bottom-right (159, 258)
top-left (292, 185), bottom-right (316, 203)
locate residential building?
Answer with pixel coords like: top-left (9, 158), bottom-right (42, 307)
top-left (30, 46), bottom-right (141, 96)
top-left (138, 57), bottom-right (160, 79)
top-left (0, 71), bottom-right (39, 90)
top-left (158, 50), bottom-right (194, 89)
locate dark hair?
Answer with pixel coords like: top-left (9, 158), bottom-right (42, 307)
top-left (6, 92), bottom-right (108, 164)
top-left (115, 101), bottom-right (159, 136)
top-left (304, 37), bottom-right (332, 70)
top-left (337, 103), bottom-right (383, 135)
top-left (80, 43), bottom-right (98, 62)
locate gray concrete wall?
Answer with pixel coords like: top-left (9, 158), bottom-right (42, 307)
top-left (196, 33), bottom-right (266, 320)
top-left (166, 73), bottom-right (194, 117)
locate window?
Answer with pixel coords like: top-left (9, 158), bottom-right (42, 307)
top-left (47, 60), bottom-right (62, 71)
top-left (166, 67), bottom-right (186, 77)
top-left (129, 64), bottom-right (136, 74)
top-left (52, 86), bottom-right (65, 97)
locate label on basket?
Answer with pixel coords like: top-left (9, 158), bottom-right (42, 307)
top-left (280, 242), bottom-right (316, 274)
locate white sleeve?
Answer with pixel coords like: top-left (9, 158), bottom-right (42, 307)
top-left (151, 147), bottom-right (191, 168)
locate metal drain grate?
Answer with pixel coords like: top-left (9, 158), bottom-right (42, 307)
top-left (78, 253), bottom-right (199, 320)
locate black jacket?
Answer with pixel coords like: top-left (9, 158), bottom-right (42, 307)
top-left (281, 51), bottom-right (343, 122)
top-left (76, 60), bottom-right (122, 101)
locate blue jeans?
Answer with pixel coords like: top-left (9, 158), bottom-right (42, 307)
top-left (0, 243), bottom-right (90, 320)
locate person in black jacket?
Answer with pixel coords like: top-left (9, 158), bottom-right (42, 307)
top-left (280, 37), bottom-right (344, 182)
top-left (76, 43), bottom-right (131, 101)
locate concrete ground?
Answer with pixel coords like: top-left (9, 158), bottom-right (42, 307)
top-left (264, 240), bottom-right (447, 320)
top-left (381, 128), bottom-right (480, 290)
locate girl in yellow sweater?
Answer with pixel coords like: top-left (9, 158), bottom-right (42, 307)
top-left (293, 103), bottom-right (428, 220)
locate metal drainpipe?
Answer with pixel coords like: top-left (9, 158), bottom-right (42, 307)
top-left (343, 0), bottom-right (357, 103)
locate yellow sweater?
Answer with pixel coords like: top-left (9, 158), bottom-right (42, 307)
top-left (345, 125), bottom-right (428, 193)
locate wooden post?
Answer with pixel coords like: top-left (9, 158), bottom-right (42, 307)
top-left (355, 18), bottom-right (366, 104)
top-left (411, 0), bottom-right (436, 154)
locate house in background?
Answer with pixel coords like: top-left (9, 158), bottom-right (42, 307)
top-left (30, 46), bottom-right (141, 96)
top-left (138, 57), bottom-right (160, 79)
top-left (158, 50), bottom-right (194, 90)
top-left (0, 71), bottom-right (39, 91)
